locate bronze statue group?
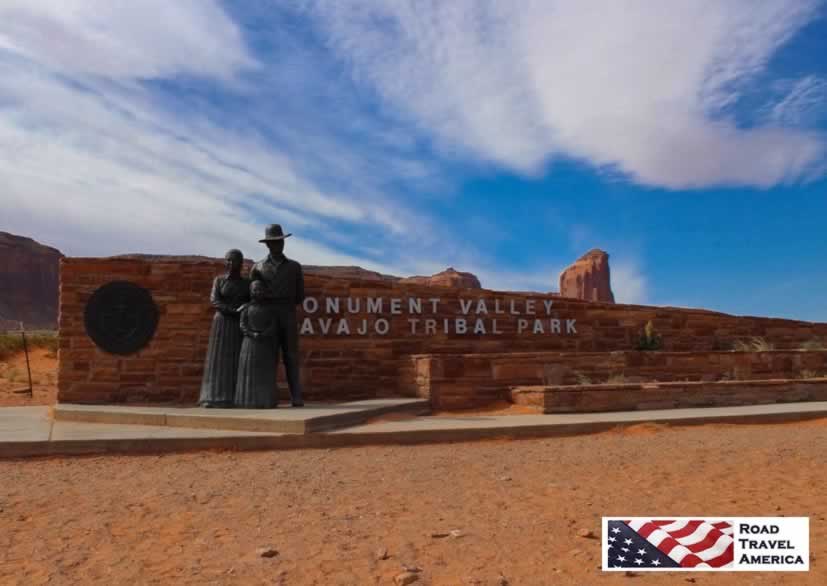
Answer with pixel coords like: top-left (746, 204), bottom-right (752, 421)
top-left (198, 224), bottom-right (305, 409)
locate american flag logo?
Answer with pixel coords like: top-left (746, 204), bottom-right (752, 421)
top-left (605, 519), bottom-right (734, 569)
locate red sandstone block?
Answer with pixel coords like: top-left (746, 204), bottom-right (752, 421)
top-left (165, 303), bottom-right (208, 315)
top-left (123, 359), bottom-right (158, 373)
top-left (180, 365), bottom-right (203, 377)
top-left (155, 349), bottom-right (198, 362)
top-left (88, 368), bottom-right (121, 382)
top-left (118, 373), bottom-right (158, 384)
top-left (60, 382), bottom-right (115, 399)
top-left (155, 363), bottom-right (180, 376)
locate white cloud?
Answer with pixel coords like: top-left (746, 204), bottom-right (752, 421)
top-left (611, 259), bottom-right (648, 305)
top-left (0, 0), bottom-right (256, 81)
top-left (0, 0), bottom-right (444, 270)
top-left (309, 0), bottom-right (826, 188)
top-left (1, 0), bottom-right (826, 298)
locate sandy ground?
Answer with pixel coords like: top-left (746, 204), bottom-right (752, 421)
top-left (1, 420), bottom-right (825, 585)
top-left (0, 348), bottom-right (57, 406)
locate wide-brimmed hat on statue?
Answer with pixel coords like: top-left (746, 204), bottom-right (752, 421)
top-left (259, 224), bottom-right (292, 242)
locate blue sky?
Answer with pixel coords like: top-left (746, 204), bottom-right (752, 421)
top-left (1, 1), bottom-right (826, 321)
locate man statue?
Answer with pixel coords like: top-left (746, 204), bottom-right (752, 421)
top-left (250, 224), bottom-right (305, 407)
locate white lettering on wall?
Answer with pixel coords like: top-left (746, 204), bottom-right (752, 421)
top-left (326, 297), bottom-right (340, 314)
top-left (295, 296), bottom-right (580, 337)
top-left (300, 318), bottom-right (314, 334)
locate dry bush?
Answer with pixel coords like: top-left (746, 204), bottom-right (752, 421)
top-left (574, 372), bottom-right (593, 385)
top-left (800, 338), bottom-right (826, 351)
top-left (0, 332), bottom-right (58, 361)
top-left (606, 373), bottom-right (627, 385)
top-left (635, 320), bottom-right (662, 351)
top-left (800, 370), bottom-right (821, 379)
top-left (733, 337), bottom-right (774, 352)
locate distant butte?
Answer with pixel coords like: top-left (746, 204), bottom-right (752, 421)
top-left (401, 267), bottom-right (482, 289)
top-left (558, 248), bottom-right (615, 303)
top-left (0, 231), bottom-right (63, 329)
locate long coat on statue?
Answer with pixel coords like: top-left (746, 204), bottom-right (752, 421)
top-left (249, 253), bottom-right (305, 404)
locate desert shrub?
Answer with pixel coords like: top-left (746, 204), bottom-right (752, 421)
top-left (635, 320), bottom-right (662, 351)
top-left (0, 331), bottom-right (58, 361)
top-left (800, 370), bottom-right (821, 379)
top-left (606, 373), bottom-right (627, 385)
top-left (733, 337), bottom-right (774, 352)
top-left (800, 338), bottom-right (826, 351)
top-left (574, 372), bottom-right (593, 385)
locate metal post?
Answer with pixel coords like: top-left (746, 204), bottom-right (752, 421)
top-left (20, 321), bottom-right (33, 396)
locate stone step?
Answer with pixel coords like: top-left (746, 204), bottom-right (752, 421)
top-left (511, 378), bottom-right (827, 413)
top-left (52, 398), bottom-right (430, 434)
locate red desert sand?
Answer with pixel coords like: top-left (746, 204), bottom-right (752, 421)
top-left (0, 348), bottom-right (57, 406)
top-left (1, 419), bottom-right (826, 585)
top-left (1, 351), bottom-right (825, 584)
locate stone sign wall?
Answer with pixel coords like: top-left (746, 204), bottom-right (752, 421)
top-left (414, 349), bottom-right (827, 409)
top-left (58, 258), bottom-right (827, 405)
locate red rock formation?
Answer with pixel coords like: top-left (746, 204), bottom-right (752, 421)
top-left (0, 232), bottom-right (63, 329)
top-left (304, 266), bottom-right (400, 283)
top-left (115, 255), bottom-right (400, 283)
top-left (559, 249), bottom-right (615, 303)
top-left (401, 267), bottom-right (482, 289)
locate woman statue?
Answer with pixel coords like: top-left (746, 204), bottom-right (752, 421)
top-left (235, 280), bottom-right (279, 409)
top-left (198, 249), bottom-right (250, 407)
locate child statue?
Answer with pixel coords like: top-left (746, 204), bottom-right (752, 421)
top-left (234, 280), bottom-right (279, 408)
top-left (198, 249), bottom-right (250, 408)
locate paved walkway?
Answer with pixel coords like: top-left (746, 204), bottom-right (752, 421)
top-left (3, 401), bottom-right (827, 458)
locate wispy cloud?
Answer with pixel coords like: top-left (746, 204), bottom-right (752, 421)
top-left (0, 0), bottom-right (825, 299)
top-left (767, 75), bottom-right (827, 127)
top-left (0, 0), bottom-right (443, 270)
top-left (0, 0), bottom-right (257, 81)
top-left (309, 0), bottom-right (826, 188)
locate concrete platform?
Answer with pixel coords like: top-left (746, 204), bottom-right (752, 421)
top-left (3, 401), bottom-right (827, 459)
top-left (52, 398), bottom-right (431, 433)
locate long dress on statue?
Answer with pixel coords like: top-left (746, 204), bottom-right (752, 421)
top-left (198, 275), bottom-right (250, 406)
top-left (234, 302), bottom-right (278, 409)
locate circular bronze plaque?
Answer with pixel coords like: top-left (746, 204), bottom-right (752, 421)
top-left (84, 281), bottom-right (159, 355)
